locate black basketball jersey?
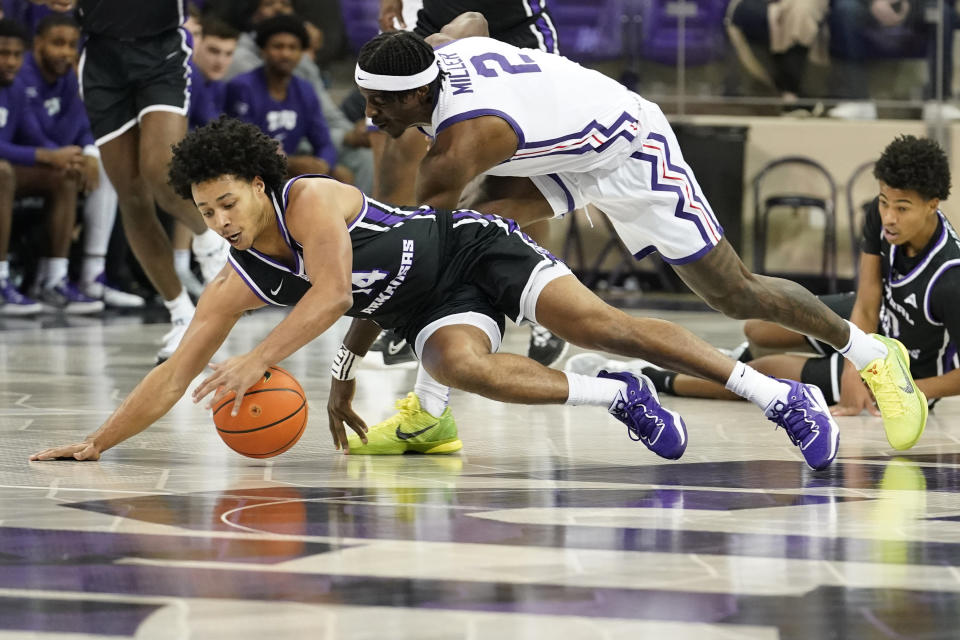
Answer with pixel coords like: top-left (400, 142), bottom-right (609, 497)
top-left (863, 201), bottom-right (960, 379)
top-left (418, 0), bottom-right (551, 37)
top-left (228, 176), bottom-right (557, 337)
top-left (76, 0), bottom-right (186, 39)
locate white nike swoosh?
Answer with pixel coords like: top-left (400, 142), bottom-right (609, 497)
top-left (270, 282), bottom-right (283, 296)
top-left (387, 341), bottom-right (406, 355)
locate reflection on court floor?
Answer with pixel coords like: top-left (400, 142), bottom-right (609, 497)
top-left (3, 309), bottom-right (959, 639)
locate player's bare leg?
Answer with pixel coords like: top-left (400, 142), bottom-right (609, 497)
top-left (99, 126), bottom-right (182, 300)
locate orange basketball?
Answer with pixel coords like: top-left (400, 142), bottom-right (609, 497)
top-left (212, 366), bottom-right (308, 458)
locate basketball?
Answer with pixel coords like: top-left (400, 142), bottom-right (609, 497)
top-left (212, 366), bottom-right (308, 458)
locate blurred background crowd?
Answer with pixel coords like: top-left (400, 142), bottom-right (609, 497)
top-left (0, 0), bottom-right (957, 320)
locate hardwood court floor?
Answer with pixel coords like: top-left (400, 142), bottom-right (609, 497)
top-left (2, 308), bottom-right (959, 639)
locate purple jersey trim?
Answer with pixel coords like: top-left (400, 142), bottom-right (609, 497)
top-left (436, 109), bottom-right (525, 148)
top-left (432, 39), bottom-right (460, 51)
top-left (923, 259), bottom-right (960, 326)
top-left (347, 195), bottom-right (369, 230)
top-left (890, 212), bottom-right (948, 287)
top-left (228, 255), bottom-right (275, 306)
top-left (632, 242), bottom-right (718, 265)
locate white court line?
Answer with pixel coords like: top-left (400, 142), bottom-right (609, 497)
top-left (823, 561), bottom-right (848, 586)
top-left (263, 461), bottom-right (273, 482)
top-left (154, 469), bottom-right (171, 491)
top-left (16, 418), bottom-right (34, 431)
top-left (0, 483), bottom-right (172, 495)
top-left (947, 565), bottom-right (960, 585)
top-left (688, 553), bottom-right (719, 578)
top-left (46, 478), bottom-right (60, 500)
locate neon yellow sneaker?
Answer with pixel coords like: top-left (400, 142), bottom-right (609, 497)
top-left (859, 335), bottom-right (928, 450)
top-left (346, 393), bottom-right (462, 455)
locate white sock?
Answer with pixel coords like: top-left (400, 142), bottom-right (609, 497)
top-left (173, 249), bottom-right (192, 274)
top-left (564, 371), bottom-right (628, 408)
top-left (81, 255), bottom-right (105, 285)
top-left (414, 366), bottom-right (449, 417)
top-left (0, 260), bottom-right (8, 281)
top-left (82, 160), bottom-right (117, 257)
top-left (725, 361), bottom-right (790, 413)
top-left (163, 287), bottom-right (194, 322)
top-left (838, 320), bottom-right (888, 370)
top-left (45, 257), bottom-right (68, 289)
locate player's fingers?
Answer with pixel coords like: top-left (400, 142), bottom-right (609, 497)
top-left (869, 404), bottom-right (882, 416)
top-left (345, 414), bottom-right (368, 443)
top-left (327, 413), bottom-right (343, 450)
top-left (230, 388), bottom-right (246, 417)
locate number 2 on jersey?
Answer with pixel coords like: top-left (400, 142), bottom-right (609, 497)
top-left (470, 52), bottom-right (541, 77)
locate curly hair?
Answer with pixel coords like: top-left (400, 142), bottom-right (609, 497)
top-left (169, 116), bottom-right (287, 200)
top-left (874, 135), bottom-right (952, 201)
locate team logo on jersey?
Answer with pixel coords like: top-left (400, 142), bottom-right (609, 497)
top-left (362, 240), bottom-right (415, 314)
top-left (352, 270), bottom-right (390, 295)
top-left (267, 110), bottom-right (298, 132)
top-left (44, 97), bottom-right (61, 117)
top-left (904, 293), bottom-right (918, 308)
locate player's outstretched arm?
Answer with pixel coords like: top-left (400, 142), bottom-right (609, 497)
top-left (416, 117), bottom-right (519, 209)
top-left (29, 273), bottom-right (260, 461)
top-left (192, 179), bottom-right (358, 414)
top-left (327, 318), bottom-right (383, 451)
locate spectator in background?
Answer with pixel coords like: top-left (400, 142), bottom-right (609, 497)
top-left (221, 0), bottom-right (373, 191)
top-left (726, 0), bottom-right (829, 114)
top-left (172, 14), bottom-right (240, 299)
top-left (828, 0), bottom-right (959, 120)
top-left (0, 18), bottom-right (99, 315)
top-left (20, 13), bottom-right (144, 308)
top-left (226, 14), bottom-right (352, 182)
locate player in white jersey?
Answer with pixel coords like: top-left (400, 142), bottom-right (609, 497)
top-left (351, 24), bottom-right (929, 452)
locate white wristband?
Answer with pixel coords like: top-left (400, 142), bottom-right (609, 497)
top-left (331, 344), bottom-right (361, 380)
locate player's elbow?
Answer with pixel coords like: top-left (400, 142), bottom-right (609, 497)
top-left (442, 12), bottom-right (489, 38)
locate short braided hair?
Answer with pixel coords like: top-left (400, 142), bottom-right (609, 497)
top-left (874, 135), bottom-right (951, 201)
top-left (357, 31), bottom-right (444, 101)
top-left (168, 116), bottom-right (287, 200)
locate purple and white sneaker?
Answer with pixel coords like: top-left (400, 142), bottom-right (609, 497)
top-left (0, 279), bottom-right (41, 315)
top-left (599, 370), bottom-right (687, 459)
top-left (765, 379), bottom-right (840, 471)
top-left (38, 279), bottom-right (105, 315)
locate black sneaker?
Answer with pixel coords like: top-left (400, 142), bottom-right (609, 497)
top-left (366, 330), bottom-right (418, 368)
top-left (528, 325), bottom-right (568, 367)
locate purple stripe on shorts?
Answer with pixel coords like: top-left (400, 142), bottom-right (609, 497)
top-left (647, 133), bottom-right (723, 233)
top-left (521, 111), bottom-right (637, 150)
top-left (546, 173), bottom-right (574, 213)
top-left (436, 109), bottom-right (525, 147)
top-left (632, 150), bottom-right (713, 248)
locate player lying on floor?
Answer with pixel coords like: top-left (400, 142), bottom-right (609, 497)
top-left (569, 135), bottom-right (957, 450)
top-left (31, 117), bottom-right (840, 469)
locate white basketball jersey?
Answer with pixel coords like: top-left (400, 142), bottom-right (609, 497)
top-left (426, 37), bottom-right (642, 177)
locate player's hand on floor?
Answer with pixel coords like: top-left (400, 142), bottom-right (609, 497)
top-left (193, 353), bottom-right (269, 416)
top-left (327, 378), bottom-right (368, 452)
top-left (831, 364), bottom-right (881, 416)
top-left (29, 441), bottom-right (100, 462)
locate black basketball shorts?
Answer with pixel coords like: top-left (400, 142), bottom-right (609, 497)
top-left (79, 28), bottom-right (192, 145)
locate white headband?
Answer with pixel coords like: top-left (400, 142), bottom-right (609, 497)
top-left (355, 57), bottom-right (439, 92)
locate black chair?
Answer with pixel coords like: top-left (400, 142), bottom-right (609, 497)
top-left (845, 160), bottom-right (877, 281)
top-left (752, 156), bottom-right (838, 293)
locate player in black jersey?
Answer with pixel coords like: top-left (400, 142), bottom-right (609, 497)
top-left (76, 0), bottom-right (228, 362)
top-left (30, 118), bottom-right (841, 469)
top-left (579, 136), bottom-right (960, 428)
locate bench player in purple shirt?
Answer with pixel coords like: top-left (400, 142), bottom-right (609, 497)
top-left (349, 19), bottom-right (928, 454)
top-left (225, 14), bottom-right (352, 184)
top-left (20, 13), bottom-right (143, 309)
top-left (0, 18), bottom-right (93, 315)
